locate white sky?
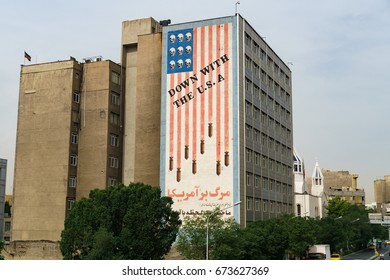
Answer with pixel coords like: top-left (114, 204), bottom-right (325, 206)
top-left (1, 0), bottom-right (390, 203)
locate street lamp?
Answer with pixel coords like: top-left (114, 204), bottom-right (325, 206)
top-left (347, 218), bottom-right (360, 252)
top-left (206, 201), bottom-right (241, 260)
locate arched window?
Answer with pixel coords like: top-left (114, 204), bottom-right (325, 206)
top-left (297, 204), bottom-right (301, 216)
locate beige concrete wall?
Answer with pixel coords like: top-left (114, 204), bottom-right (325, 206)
top-left (12, 61), bottom-right (80, 241)
top-left (374, 179), bottom-right (386, 204)
top-left (121, 17), bottom-right (162, 186)
top-left (3, 240), bottom-right (62, 260)
top-left (385, 176), bottom-right (390, 203)
top-left (322, 170), bottom-right (353, 190)
top-left (122, 17), bottom-right (162, 46)
top-left (122, 46), bottom-right (137, 184)
top-left (133, 34), bottom-right (162, 187)
top-left (77, 61), bottom-right (110, 199)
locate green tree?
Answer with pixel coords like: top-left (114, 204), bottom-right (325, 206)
top-left (176, 209), bottom-right (243, 260)
top-left (0, 240), bottom-right (4, 260)
top-left (326, 196), bottom-right (351, 217)
top-left (60, 183), bottom-right (181, 260)
top-left (286, 216), bottom-right (320, 259)
top-left (242, 215), bottom-right (319, 260)
top-left (319, 198), bottom-right (379, 254)
top-left (242, 217), bottom-right (289, 259)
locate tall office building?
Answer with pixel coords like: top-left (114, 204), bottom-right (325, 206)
top-left (158, 15), bottom-right (294, 225)
top-left (11, 58), bottom-right (122, 259)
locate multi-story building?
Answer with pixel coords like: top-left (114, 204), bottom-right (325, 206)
top-left (10, 14), bottom-right (293, 258)
top-left (11, 58), bottom-right (122, 259)
top-left (0, 158), bottom-right (6, 241)
top-left (121, 18), bottom-right (163, 187)
top-left (158, 15), bottom-right (294, 225)
top-left (293, 149), bottom-right (326, 219)
top-left (374, 176), bottom-right (390, 214)
top-left (306, 169), bottom-right (365, 206)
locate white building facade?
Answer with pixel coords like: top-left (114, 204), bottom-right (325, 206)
top-left (293, 149), bottom-right (326, 219)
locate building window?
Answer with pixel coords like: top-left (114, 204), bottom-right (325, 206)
top-left (245, 125), bottom-right (252, 139)
top-left (297, 204), bottom-right (301, 216)
top-left (110, 134), bottom-right (119, 147)
top-left (246, 197), bottom-right (252, 210)
top-left (246, 173), bottom-right (251, 186)
top-left (73, 91), bottom-right (80, 103)
top-left (254, 175), bottom-right (259, 188)
top-left (246, 149), bottom-right (252, 162)
top-left (255, 199), bottom-right (260, 211)
top-left (5, 222), bottom-right (11, 232)
top-left (270, 202), bottom-right (274, 213)
top-left (263, 200), bottom-right (267, 212)
top-left (245, 101), bottom-right (251, 116)
top-left (254, 130), bottom-right (260, 142)
top-left (253, 63), bottom-right (260, 77)
top-left (70, 155), bottom-right (77, 166)
top-left (111, 92), bottom-right (120, 106)
top-left (110, 112), bottom-right (120, 126)
top-left (262, 178), bottom-right (268, 190)
top-left (245, 56), bottom-right (252, 71)
top-left (71, 110), bottom-right (80, 124)
top-left (67, 199), bottom-right (75, 210)
top-left (245, 33), bottom-right (252, 46)
top-left (262, 156), bottom-right (267, 168)
top-left (245, 78), bottom-right (252, 92)
top-left (253, 42), bottom-right (260, 54)
top-left (71, 133), bottom-right (78, 144)
top-left (254, 153), bottom-right (259, 165)
top-left (111, 71), bottom-right (121, 85)
top-left (108, 177), bottom-right (118, 186)
top-left (69, 176), bottom-right (77, 188)
top-left (109, 156), bottom-right (119, 168)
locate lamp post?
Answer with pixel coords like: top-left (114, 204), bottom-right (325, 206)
top-left (347, 218), bottom-right (360, 252)
top-left (206, 201), bottom-right (241, 260)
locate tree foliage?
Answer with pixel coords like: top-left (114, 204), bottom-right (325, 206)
top-left (319, 198), bottom-right (385, 254)
top-left (60, 183), bottom-right (181, 260)
top-left (0, 240), bottom-right (4, 260)
top-left (176, 209), bottom-right (242, 260)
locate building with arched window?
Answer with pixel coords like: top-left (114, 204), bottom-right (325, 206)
top-left (293, 149), bottom-right (326, 219)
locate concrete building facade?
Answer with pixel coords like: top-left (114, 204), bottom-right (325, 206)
top-left (121, 18), bottom-right (163, 187)
top-left (306, 169), bottom-right (365, 206)
top-left (293, 150), bottom-right (326, 219)
top-left (10, 58), bottom-right (122, 258)
top-left (374, 176), bottom-right (390, 215)
top-left (159, 15), bottom-right (294, 225)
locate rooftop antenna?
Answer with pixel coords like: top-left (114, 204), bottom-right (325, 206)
top-left (235, 1), bottom-right (240, 14)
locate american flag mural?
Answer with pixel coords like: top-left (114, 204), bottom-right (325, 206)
top-left (162, 20), bottom-right (237, 218)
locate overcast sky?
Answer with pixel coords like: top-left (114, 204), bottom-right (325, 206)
top-left (1, 0), bottom-right (389, 203)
